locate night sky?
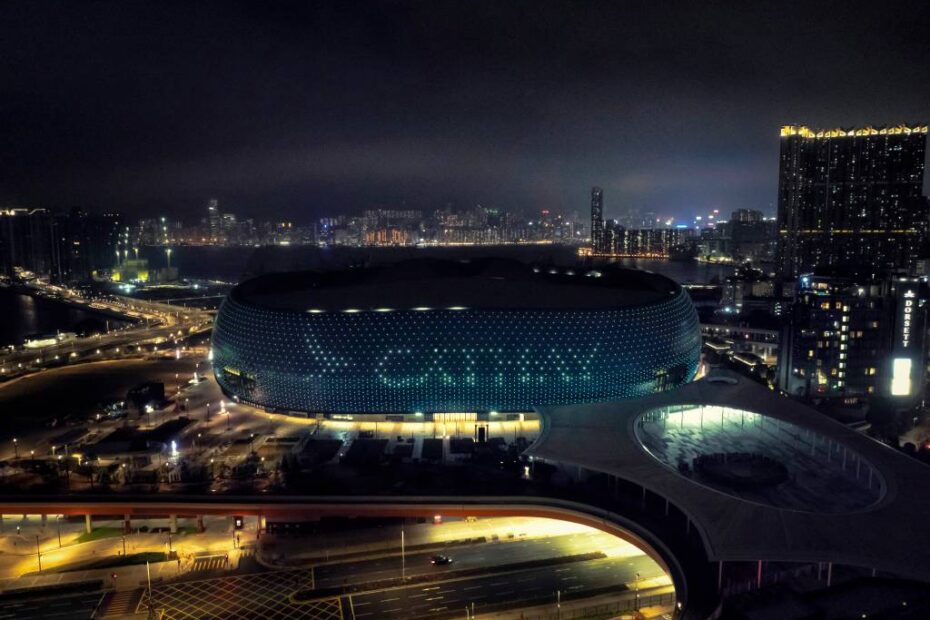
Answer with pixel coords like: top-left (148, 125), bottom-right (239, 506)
top-left (1, 1), bottom-right (928, 222)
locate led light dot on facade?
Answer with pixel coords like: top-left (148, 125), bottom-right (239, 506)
top-left (212, 258), bottom-right (702, 414)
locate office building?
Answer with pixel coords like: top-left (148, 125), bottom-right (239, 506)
top-left (590, 186), bottom-right (604, 251)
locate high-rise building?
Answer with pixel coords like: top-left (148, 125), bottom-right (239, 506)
top-left (601, 226), bottom-right (694, 257)
top-left (732, 209), bottom-right (764, 224)
top-left (54, 209), bottom-right (123, 282)
top-left (590, 187), bottom-right (604, 251)
top-left (207, 198), bottom-right (221, 241)
top-left (701, 211), bottom-right (776, 262)
top-left (0, 208), bottom-right (122, 282)
top-left (776, 274), bottom-right (928, 408)
top-left (0, 208), bottom-right (58, 279)
top-left (776, 124), bottom-right (929, 279)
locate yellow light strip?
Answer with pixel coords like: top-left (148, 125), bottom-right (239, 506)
top-left (781, 124), bottom-right (929, 138)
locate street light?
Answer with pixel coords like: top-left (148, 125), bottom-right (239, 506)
top-left (635, 572), bottom-right (641, 610)
top-left (12, 438), bottom-right (18, 459)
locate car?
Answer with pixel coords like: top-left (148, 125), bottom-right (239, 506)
top-left (429, 555), bottom-right (453, 565)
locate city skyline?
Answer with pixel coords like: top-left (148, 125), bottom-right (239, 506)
top-left (2, 4), bottom-right (930, 618)
top-left (2, 1), bottom-right (929, 222)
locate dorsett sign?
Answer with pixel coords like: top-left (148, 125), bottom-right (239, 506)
top-left (900, 289), bottom-right (916, 349)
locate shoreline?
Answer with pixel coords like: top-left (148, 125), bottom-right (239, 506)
top-left (3, 282), bottom-right (141, 320)
top-left (0, 284), bottom-right (139, 349)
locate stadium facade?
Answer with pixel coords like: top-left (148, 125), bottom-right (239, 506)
top-left (212, 258), bottom-right (701, 414)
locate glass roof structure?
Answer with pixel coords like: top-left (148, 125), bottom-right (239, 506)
top-left (635, 404), bottom-right (885, 513)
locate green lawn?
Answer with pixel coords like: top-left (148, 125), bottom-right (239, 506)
top-left (75, 526), bottom-right (123, 544)
top-left (75, 524), bottom-right (201, 544)
top-left (28, 552), bottom-right (169, 575)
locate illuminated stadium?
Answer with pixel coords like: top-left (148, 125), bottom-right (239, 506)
top-left (211, 258), bottom-right (701, 414)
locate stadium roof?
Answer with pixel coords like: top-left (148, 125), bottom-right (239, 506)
top-left (232, 257), bottom-right (681, 311)
top-left (529, 372), bottom-right (930, 582)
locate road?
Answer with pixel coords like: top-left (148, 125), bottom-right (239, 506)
top-left (313, 529), bottom-right (630, 588)
top-left (0, 284), bottom-right (212, 380)
top-left (0, 590), bottom-right (103, 620)
top-left (0, 519), bottom-right (670, 619)
top-left (139, 530), bottom-right (667, 619)
top-left (349, 554), bottom-right (661, 619)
